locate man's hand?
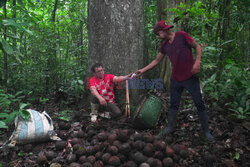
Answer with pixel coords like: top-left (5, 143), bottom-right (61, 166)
top-left (127, 72), bottom-right (137, 79)
top-left (191, 61), bottom-right (200, 74)
top-left (128, 73), bottom-right (133, 78)
top-left (135, 70), bottom-right (143, 77)
top-left (98, 97), bottom-right (107, 106)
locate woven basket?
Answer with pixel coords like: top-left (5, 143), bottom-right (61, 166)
top-left (133, 95), bottom-right (162, 129)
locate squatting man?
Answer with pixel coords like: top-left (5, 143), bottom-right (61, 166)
top-left (88, 63), bottom-right (131, 122)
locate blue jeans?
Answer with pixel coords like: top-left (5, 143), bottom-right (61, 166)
top-left (168, 75), bottom-right (210, 133)
top-left (162, 75), bottom-right (214, 142)
top-left (170, 75), bottom-right (206, 112)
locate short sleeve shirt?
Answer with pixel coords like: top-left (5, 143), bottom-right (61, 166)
top-left (160, 31), bottom-right (195, 81)
top-left (89, 74), bottom-right (115, 103)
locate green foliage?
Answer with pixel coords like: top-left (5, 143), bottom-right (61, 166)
top-left (18, 151), bottom-right (33, 157)
top-left (39, 98), bottom-right (49, 105)
top-left (55, 110), bottom-right (73, 122)
top-left (0, 0), bottom-right (88, 97)
top-left (61, 78), bottom-right (85, 96)
top-left (0, 0), bottom-right (5, 8)
top-left (19, 103), bottom-right (30, 120)
top-left (2, 18), bottom-right (33, 35)
top-left (0, 89), bottom-right (30, 129)
top-left (0, 37), bottom-right (13, 55)
top-left (202, 60), bottom-right (249, 119)
top-left (0, 18), bottom-right (33, 61)
top-left (166, 1), bottom-right (219, 42)
top-left (57, 68), bottom-right (86, 96)
top-left (234, 152), bottom-right (240, 160)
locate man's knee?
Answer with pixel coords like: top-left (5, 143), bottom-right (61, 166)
top-left (107, 103), bottom-right (122, 117)
top-left (194, 99), bottom-right (206, 112)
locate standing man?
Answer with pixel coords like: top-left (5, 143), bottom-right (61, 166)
top-left (88, 63), bottom-right (131, 122)
top-left (136, 20), bottom-right (215, 143)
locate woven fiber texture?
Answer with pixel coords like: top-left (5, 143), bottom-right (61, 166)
top-left (134, 95), bottom-right (162, 129)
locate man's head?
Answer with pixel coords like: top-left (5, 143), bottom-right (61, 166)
top-left (91, 63), bottom-right (104, 79)
top-left (153, 20), bottom-right (174, 39)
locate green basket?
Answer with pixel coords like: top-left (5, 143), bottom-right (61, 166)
top-left (133, 95), bottom-right (162, 129)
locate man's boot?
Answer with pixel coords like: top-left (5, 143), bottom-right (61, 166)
top-left (198, 110), bottom-right (215, 143)
top-left (158, 109), bottom-right (178, 138)
top-left (90, 103), bottom-right (99, 122)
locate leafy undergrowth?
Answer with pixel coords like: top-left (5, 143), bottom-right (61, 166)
top-left (0, 96), bottom-right (249, 167)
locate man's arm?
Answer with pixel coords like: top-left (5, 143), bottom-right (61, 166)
top-left (113, 75), bottom-right (130, 83)
top-left (190, 40), bottom-right (202, 74)
top-left (136, 52), bottom-right (164, 76)
top-left (90, 87), bottom-right (107, 106)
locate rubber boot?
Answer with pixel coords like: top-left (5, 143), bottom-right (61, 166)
top-left (90, 103), bottom-right (99, 122)
top-left (198, 110), bottom-right (215, 143)
top-left (158, 109), bottom-right (178, 138)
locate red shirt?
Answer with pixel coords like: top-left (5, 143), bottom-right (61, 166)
top-left (89, 74), bottom-right (115, 103)
top-left (160, 31), bottom-right (195, 81)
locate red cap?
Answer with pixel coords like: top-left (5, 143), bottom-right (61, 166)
top-left (153, 20), bottom-right (174, 34)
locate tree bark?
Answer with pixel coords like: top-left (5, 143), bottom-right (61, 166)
top-left (46, 0), bottom-right (59, 93)
top-left (51, 0), bottom-right (58, 22)
top-left (216, 0), bottom-right (232, 72)
top-left (88, 0), bottom-right (144, 105)
top-left (3, 0), bottom-right (8, 87)
top-left (12, 0), bottom-right (16, 48)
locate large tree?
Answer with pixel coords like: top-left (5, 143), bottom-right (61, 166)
top-left (87, 0), bottom-right (144, 105)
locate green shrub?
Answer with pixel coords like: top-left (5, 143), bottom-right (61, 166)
top-left (0, 89), bottom-right (30, 131)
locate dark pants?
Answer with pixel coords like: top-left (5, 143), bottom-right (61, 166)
top-left (168, 75), bottom-right (210, 132)
top-left (170, 75), bottom-right (206, 112)
top-left (91, 96), bottom-right (122, 118)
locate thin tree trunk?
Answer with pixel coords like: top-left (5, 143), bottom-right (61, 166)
top-left (12, 0), bottom-right (16, 48)
top-left (220, 0), bottom-right (232, 41)
top-left (45, 0), bottom-right (59, 93)
top-left (3, 0), bottom-right (8, 87)
top-left (66, 35), bottom-right (69, 60)
top-left (216, 0), bottom-right (232, 72)
top-left (51, 0), bottom-right (58, 22)
top-left (79, 19), bottom-right (83, 65)
top-left (10, 0), bottom-right (17, 82)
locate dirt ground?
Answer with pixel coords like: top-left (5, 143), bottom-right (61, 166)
top-left (0, 93), bottom-right (249, 167)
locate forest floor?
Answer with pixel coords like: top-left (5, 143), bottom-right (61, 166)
top-left (0, 92), bottom-right (249, 167)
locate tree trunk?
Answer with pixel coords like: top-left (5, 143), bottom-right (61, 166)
top-left (216, 0), bottom-right (232, 72)
top-left (88, 0), bottom-right (144, 105)
top-left (79, 18), bottom-right (84, 66)
top-left (12, 0), bottom-right (16, 48)
top-left (51, 0), bottom-right (58, 22)
top-left (45, 0), bottom-right (59, 94)
top-left (10, 0), bottom-right (17, 82)
top-left (3, 0), bottom-right (8, 87)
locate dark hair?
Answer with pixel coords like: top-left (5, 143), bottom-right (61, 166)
top-left (91, 63), bottom-right (103, 73)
